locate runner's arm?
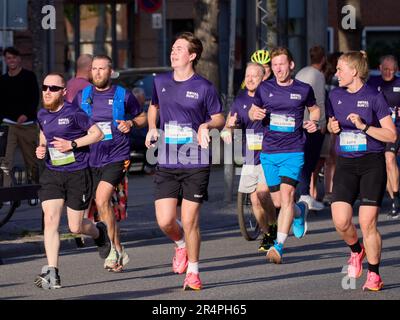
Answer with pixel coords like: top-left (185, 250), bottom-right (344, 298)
top-left (51, 124), bottom-right (103, 152)
top-left (348, 114), bottom-right (397, 143)
top-left (130, 112), bottom-right (147, 129)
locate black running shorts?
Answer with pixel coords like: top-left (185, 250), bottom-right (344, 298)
top-left (38, 167), bottom-right (92, 210)
top-left (91, 161), bottom-right (126, 193)
top-left (154, 167), bottom-right (210, 203)
top-left (385, 135), bottom-right (400, 154)
top-left (332, 153), bottom-right (387, 207)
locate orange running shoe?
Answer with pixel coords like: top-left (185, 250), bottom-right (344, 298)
top-left (362, 271), bottom-right (384, 291)
top-left (183, 272), bottom-right (202, 291)
top-left (347, 246), bottom-right (365, 278)
top-left (172, 247), bottom-right (188, 274)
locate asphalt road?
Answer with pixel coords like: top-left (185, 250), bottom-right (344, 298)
top-left (1, 209), bottom-right (399, 301)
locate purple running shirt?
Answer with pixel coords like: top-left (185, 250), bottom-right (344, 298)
top-left (37, 102), bottom-right (95, 171)
top-left (152, 72), bottom-right (223, 169)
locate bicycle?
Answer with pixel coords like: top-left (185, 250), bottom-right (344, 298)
top-left (237, 191), bottom-right (261, 241)
top-left (0, 166), bottom-right (40, 228)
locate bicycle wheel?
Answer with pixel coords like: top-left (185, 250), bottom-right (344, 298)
top-left (237, 192), bottom-right (260, 241)
top-left (0, 201), bottom-right (20, 228)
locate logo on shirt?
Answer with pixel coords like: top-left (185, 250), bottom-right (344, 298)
top-left (58, 118), bottom-right (70, 125)
top-left (269, 93), bottom-right (274, 98)
top-left (338, 100), bottom-right (343, 105)
top-left (393, 87), bottom-right (400, 93)
top-left (290, 93), bottom-right (302, 100)
top-left (162, 88), bottom-right (166, 93)
top-left (108, 99), bottom-right (113, 105)
top-left (186, 91), bottom-right (199, 100)
top-left (243, 104), bottom-right (248, 109)
top-left (377, 86), bottom-right (382, 92)
top-left (357, 101), bottom-right (369, 108)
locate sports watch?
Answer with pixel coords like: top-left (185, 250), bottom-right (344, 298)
top-left (71, 140), bottom-right (78, 151)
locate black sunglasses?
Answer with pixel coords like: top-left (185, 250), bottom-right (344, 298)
top-left (42, 84), bottom-right (64, 92)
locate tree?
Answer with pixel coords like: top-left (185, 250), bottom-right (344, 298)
top-left (193, 0), bottom-right (219, 89)
top-left (337, 0), bottom-right (362, 51)
top-left (266, 0), bottom-right (278, 49)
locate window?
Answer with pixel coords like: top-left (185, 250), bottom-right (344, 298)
top-left (64, 3), bottom-right (130, 76)
top-left (362, 27), bottom-right (400, 69)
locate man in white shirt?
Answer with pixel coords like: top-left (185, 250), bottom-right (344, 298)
top-left (295, 45), bottom-right (327, 210)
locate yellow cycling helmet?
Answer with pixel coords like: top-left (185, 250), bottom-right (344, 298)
top-left (251, 49), bottom-right (271, 65)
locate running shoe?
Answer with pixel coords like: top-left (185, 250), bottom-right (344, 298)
top-left (34, 266), bottom-right (62, 290)
top-left (388, 199), bottom-right (400, 219)
top-left (347, 246), bottom-right (365, 278)
top-left (258, 224), bottom-right (277, 252)
top-left (292, 201), bottom-right (308, 239)
top-left (362, 271), bottom-right (384, 291)
top-left (298, 195), bottom-right (324, 211)
top-left (94, 222), bottom-right (111, 259)
top-left (172, 247), bottom-right (188, 274)
top-left (183, 272), bottom-right (202, 291)
top-left (110, 247), bottom-right (130, 272)
top-left (104, 246), bottom-right (118, 270)
top-left (266, 241), bottom-right (283, 264)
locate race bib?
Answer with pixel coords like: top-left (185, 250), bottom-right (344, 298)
top-left (165, 122), bottom-right (193, 144)
top-left (339, 130), bottom-right (367, 152)
top-left (246, 132), bottom-right (263, 151)
top-left (97, 122), bottom-right (112, 141)
top-left (270, 113), bottom-right (296, 132)
top-left (49, 148), bottom-right (76, 166)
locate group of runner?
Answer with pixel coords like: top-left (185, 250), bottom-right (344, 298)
top-left (33, 31), bottom-right (399, 293)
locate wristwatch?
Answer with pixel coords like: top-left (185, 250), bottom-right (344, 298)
top-left (71, 140), bottom-right (78, 151)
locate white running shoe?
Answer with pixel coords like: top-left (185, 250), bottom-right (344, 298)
top-left (298, 195), bottom-right (325, 211)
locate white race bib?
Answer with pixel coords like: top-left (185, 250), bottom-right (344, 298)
top-left (97, 122), bottom-right (112, 141)
top-left (49, 148), bottom-right (76, 166)
top-left (246, 132), bottom-right (263, 151)
top-left (165, 122), bottom-right (193, 144)
top-left (270, 113), bottom-right (296, 132)
top-left (339, 131), bottom-right (367, 152)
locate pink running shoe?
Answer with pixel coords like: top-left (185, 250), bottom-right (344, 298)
top-left (183, 272), bottom-right (202, 291)
top-left (347, 247), bottom-right (365, 278)
top-left (172, 247), bottom-right (188, 274)
top-left (362, 271), bottom-right (384, 291)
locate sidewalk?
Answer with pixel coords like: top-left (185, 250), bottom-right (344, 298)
top-left (0, 166), bottom-right (240, 261)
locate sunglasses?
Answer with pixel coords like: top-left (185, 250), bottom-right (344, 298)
top-left (42, 84), bottom-right (64, 92)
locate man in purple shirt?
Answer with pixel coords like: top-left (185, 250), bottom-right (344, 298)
top-left (73, 55), bottom-right (146, 272)
top-left (367, 55), bottom-right (400, 219)
top-left (249, 47), bottom-right (320, 264)
top-left (222, 62), bottom-right (276, 252)
top-left (34, 73), bottom-right (109, 290)
top-left (65, 54), bottom-right (93, 103)
top-left (145, 32), bottom-right (224, 290)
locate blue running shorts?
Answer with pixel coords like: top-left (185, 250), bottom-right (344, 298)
top-left (260, 152), bottom-right (304, 191)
